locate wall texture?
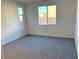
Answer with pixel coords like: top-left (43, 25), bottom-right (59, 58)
top-left (1, 0), bottom-right (27, 45)
top-left (26, 0), bottom-right (76, 38)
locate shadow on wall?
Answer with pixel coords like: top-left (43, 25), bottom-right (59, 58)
top-left (1, 24), bottom-right (26, 45)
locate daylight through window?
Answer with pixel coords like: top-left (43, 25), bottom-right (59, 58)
top-left (38, 5), bottom-right (56, 25)
top-left (18, 7), bottom-right (23, 22)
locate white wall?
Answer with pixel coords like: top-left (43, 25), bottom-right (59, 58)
top-left (74, 14), bottom-right (78, 55)
top-left (26, 0), bottom-right (76, 38)
top-left (1, 47), bottom-right (4, 59)
top-left (74, 0), bottom-right (78, 55)
top-left (1, 0), bottom-right (27, 45)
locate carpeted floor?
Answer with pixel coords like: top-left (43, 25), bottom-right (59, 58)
top-left (3, 35), bottom-right (77, 59)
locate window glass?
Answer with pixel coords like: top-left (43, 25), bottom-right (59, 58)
top-left (38, 5), bottom-right (56, 25)
top-left (18, 7), bottom-right (23, 22)
top-left (48, 5), bottom-right (56, 24)
top-left (18, 7), bottom-right (23, 15)
top-left (19, 15), bottom-right (23, 22)
top-left (38, 6), bottom-right (47, 25)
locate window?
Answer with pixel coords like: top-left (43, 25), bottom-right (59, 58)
top-left (38, 5), bottom-right (56, 25)
top-left (17, 7), bottom-right (23, 22)
top-left (38, 6), bottom-right (47, 25)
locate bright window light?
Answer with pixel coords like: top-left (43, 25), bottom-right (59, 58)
top-left (18, 7), bottom-right (23, 22)
top-left (18, 7), bottom-right (23, 15)
top-left (38, 6), bottom-right (47, 25)
top-left (19, 16), bottom-right (23, 22)
top-left (38, 5), bottom-right (56, 25)
top-left (48, 5), bottom-right (56, 24)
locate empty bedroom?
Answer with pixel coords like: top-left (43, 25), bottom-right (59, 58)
top-left (1, 0), bottom-right (78, 59)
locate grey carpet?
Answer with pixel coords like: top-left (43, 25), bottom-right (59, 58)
top-left (3, 35), bottom-right (77, 59)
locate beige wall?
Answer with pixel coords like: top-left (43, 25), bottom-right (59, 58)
top-left (1, 0), bottom-right (27, 45)
top-left (26, 0), bottom-right (76, 38)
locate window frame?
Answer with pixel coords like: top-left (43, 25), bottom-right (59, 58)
top-left (17, 7), bottom-right (24, 22)
top-left (38, 5), bottom-right (56, 25)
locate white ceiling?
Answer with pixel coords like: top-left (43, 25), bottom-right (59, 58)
top-left (13, 0), bottom-right (45, 3)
